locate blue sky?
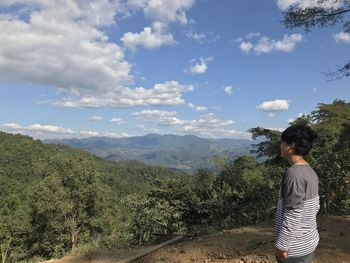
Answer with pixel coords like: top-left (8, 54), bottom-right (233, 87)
top-left (0, 0), bottom-right (349, 139)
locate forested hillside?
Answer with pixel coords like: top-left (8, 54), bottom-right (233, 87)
top-left (121, 100), bottom-right (350, 247)
top-left (1, 100), bottom-right (349, 263)
top-left (0, 134), bottom-right (186, 262)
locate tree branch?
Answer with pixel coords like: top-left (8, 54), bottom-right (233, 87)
top-left (283, 7), bottom-right (350, 29)
top-left (325, 63), bottom-right (350, 80)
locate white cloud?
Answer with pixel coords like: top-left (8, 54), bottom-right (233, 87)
top-left (274, 34), bottom-right (304, 52)
top-left (27, 124), bottom-right (75, 134)
top-left (122, 0), bottom-right (196, 50)
top-left (3, 123), bottom-right (22, 130)
top-left (237, 34), bottom-right (303, 54)
top-left (195, 106), bottom-right (207, 112)
top-left (110, 117), bottom-right (125, 124)
top-left (257, 99), bottom-right (290, 111)
top-left (239, 41), bottom-right (254, 53)
top-left (2, 122), bottom-right (74, 135)
top-left (189, 61), bottom-right (207, 74)
top-left (135, 124), bottom-right (159, 133)
top-left (0, 0), bottom-right (123, 27)
top-left (334, 32), bottom-right (350, 43)
top-left (121, 25), bottom-right (175, 50)
top-left (188, 102), bottom-right (195, 108)
top-left (0, 1), bottom-right (192, 108)
top-left (0, 1), bottom-right (131, 97)
top-left (132, 110), bottom-right (250, 139)
top-left (132, 109), bottom-right (178, 118)
top-left (50, 80), bottom-right (193, 107)
top-left (1, 122), bottom-right (129, 139)
top-left (276, 0), bottom-right (341, 11)
top-left (253, 37), bottom-right (275, 54)
top-left (104, 131), bottom-right (129, 137)
top-left (254, 34), bottom-right (303, 54)
top-left (277, 0), bottom-right (312, 10)
top-left (268, 113), bottom-right (276, 118)
top-left (185, 57), bottom-right (213, 75)
top-left (224, 85), bottom-right (233, 95)
top-left (90, 116), bottom-right (103, 121)
top-left (127, 0), bottom-right (195, 25)
top-left (78, 130), bottom-right (100, 137)
top-left (185, 31), bottom-right (219, 44)
top-left (185, 32), bottom-right (206, 43)
top-left (188, 102), bottom-right (207, 111)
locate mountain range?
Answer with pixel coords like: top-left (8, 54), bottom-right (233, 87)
top-left (45, 134), bottom-right (254, 173)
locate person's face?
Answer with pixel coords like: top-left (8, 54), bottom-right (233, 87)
top-left (280, 141), bottom-right (294, 159)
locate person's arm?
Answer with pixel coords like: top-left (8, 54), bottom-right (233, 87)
top-left (275, 169), bottom-right (305, 252)
top-left (275, 187), bottom-right (284, 241)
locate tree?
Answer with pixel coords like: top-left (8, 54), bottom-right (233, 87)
top-left (309, 100), bottom-right (350, 213)
top-left (0, 178), bottom-right (32, 263)
top-left (250, 100), bottom-right (350, 214)
top-left (123, 177), bottom-right (202, 245)
top-left (282, 0), bottom-right (350, 79)
top-left (248, 127), bottom-right (286, 166)
top-left (289, 114), bottom-right (313, 126)
top-left (193, 168), bottom-right (216, 199)
top-left (308, 100), bottom-right (350, 163)
top-left (29, 152), bottom-right (104, 258)
top-left (0, 132), bottom-right (189, 261)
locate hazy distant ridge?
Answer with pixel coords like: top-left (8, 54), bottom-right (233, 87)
top-left (45, 134), bottom-right (253, 172)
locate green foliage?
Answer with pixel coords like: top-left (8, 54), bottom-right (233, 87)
top-left (1, 99), bottom-right (349, 261)
top-left (193, 168), bottom-right (216, 199)
top-left (310, 100), bottom-right (350, 214)
top-left (0, 177), bottom-right (32, 263)
top-left (211, 156), bottom-right (277, 228)
top-left (123, 177), bottom-right (203, 245)
top-left (249, 100), bottom-right (350, 215)
top-left (248, 127), bottom-right (287, 166)
top-left (312, 100), bottom-right (350, 149)
top-left (29, 153), bottom-right (102, 258)
top-left (124, 155), bottom-right (283, 245)
top-left (122, 99), bottom-right (350, 244)
top-left (289, 114), bottom-right (313, 126)
top-left (0, 132), bottom-right (183, 262)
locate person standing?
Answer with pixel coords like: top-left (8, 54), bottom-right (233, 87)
top-left (275, 124), bottom-right (319, 263)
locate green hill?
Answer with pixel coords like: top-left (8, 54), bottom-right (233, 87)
top-left (0, 132), bottom-right (186, 262)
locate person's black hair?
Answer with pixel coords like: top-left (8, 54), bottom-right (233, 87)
top-left (281, 124), bottom-right (318, 156)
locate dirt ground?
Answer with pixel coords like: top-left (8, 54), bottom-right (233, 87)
top-left (43, 215), bottom-right (350, 263)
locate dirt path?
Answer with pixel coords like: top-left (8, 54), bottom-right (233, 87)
top-left (43, 215), bottom-right (350, 263)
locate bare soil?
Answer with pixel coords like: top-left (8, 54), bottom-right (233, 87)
top-left (42, 215), bottom-right (350, 263)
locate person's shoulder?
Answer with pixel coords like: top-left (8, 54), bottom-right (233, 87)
top-left (286, 165), bottom-right (298, 176)
top-left (285, 165), bottom-right (305, 182)
top-left (287, 164), bottom-right (311, 172)
top-left (286, 164), bottom-right (317, 184)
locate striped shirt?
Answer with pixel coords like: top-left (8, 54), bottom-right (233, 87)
top-left (275, 164), bottom-right (320, 257)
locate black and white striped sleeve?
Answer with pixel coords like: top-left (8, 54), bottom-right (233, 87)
top-left (275, 170), bottom-right (305, 251)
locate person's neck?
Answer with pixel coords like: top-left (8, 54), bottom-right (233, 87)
top-left (288, 155), bottom-right (307, 166)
